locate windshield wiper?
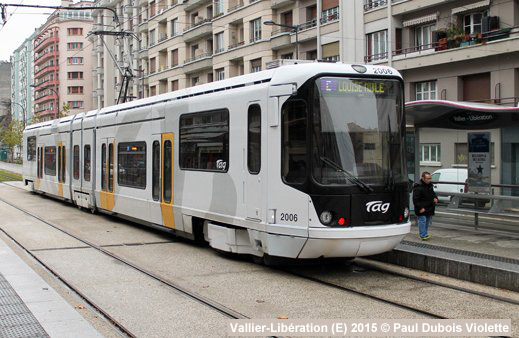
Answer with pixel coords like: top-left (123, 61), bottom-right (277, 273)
top-left (320, 156), bottom-right (374, 192)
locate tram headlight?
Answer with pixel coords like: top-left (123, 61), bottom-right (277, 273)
top-left (319, 211), bottom-right (333, 225)
top-left (404, 207), bottom-right (410, 219)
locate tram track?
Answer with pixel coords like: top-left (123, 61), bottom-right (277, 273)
top-left (278, 266), bottom-right (447, 319)
top-left (0, 183), bottom-right (276, 338)
top-left (0, 181), bottom-right (516, 336)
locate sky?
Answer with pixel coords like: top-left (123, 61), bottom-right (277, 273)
top-left (0, 0), bottom-right (63, 61)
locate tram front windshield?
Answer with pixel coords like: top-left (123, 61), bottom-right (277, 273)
top-left (313, 77), bottom-right (405, 187)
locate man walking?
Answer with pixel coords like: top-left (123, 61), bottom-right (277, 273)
top-left (413, 172), bottom-right (438, 240)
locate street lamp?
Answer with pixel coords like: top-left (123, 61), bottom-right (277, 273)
top-left (264, 20), bottom-right (300, 60)
top-left (30, 83), bottom-right (59, 120)
top-left (11, 101), bottom-right (26, 128)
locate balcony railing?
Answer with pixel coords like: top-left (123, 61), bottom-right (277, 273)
top-left (214, 47), bottom-right (225, 53)
top-left (228, 0), bottom-right (244, 12)
top-left (364, 0), bottom-right (387, 11)
top-left (365, 27), bottom-right (515, 63)
top-left (34, 94), bottom-right (58, 105)
top-left (185, 51), bottom-right (212, 63)
top-left (321, 12), bottom-right (339, 24)
top-left (228, 40), bottom-right (245, 49)
top-left (159, 33), bottom-right (168, 42)
top-left (271, 27), bottom-right (291, 36)
top-left (34, 65), bottom-right (58, 78)
top-left (33, 79), bottom-right (59, 90)
top-left (34, 51), bottom-right (58, 65)
top-left (34, 36), bottom-right (59, 50)
top-left (184, 18), bottom-right (211, 32)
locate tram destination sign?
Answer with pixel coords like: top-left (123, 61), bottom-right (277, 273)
top-left (467, 132), bottom-right (491, 193)
top-left (319, 78), bottom-right (389, 96)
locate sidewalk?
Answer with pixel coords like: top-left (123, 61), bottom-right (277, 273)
top-left (371, 220), bottom-right (519, 292)
top-left (0, 161), bottom-right (22, 175)
top-left (0, 236), bottom-right (102, 337)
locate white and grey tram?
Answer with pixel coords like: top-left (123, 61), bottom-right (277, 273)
top-left (23, 62), bottom-right (410, 260)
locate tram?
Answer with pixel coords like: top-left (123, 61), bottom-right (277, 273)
top-left (23, 61), bottom-right (410, 260)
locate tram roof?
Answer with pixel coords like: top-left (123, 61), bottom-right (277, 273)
top-left (405, 100), bottom-right (519, 129)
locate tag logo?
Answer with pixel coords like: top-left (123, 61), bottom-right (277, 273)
top-left (216, 159), bottom-right (227, 170)
top-left (366, 201), bottom-right (390, 213)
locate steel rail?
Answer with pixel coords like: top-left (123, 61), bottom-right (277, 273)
top-left (0, 182), bottom-right (274, 337)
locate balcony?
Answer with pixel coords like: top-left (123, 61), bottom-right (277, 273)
top-left (185, 0), bottom-right (211, 11)
top-left (138, 21), bottom-right (148, 33)
top-left (228, 40), bottom-right (245, 50)
top-left (34, 65), bottom-right (59, 78)
top-left (32, 79), bottom-right (59, 91)
top-left (365, 27), bottom-right (516, 68)
top-left (183, 19), bottom-right (212, 42)
top-left (184, 52), bottom-right (212, 74)
top-left (271, 0), bottom-right (294, 9)
top-left (158, 32), bottom-right (168, 43)
top-left (228, 0), bottom-right (244, 12)
top-left (270, 29), bottom-right (291, 50)
top-left (35, 109), bottom-right (58, 120)
top-left (34, 36), bottom-right (59, 52)
top-left (34, 94), bottom-right (58, 105)
top-left (34, 50), bottom-right (58, 65)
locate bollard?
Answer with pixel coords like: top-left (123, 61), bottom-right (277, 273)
top-left (474, 212), bottom-right (479, 230)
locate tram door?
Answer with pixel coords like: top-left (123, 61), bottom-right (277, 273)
top-left (149, 134), bottom-right (176, 229)
top-left (161, 133), bottom-right (175, 228)
top-left (36, 144), bottom-right (44, 189)
top-left (245, 103), bottom-right (263, 222)
top-left (100, 138), bottom-right (115, 211)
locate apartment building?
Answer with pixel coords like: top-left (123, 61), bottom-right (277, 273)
top-left (10, 31), bottom-right (37, 125)
top-left (33, 0), bottom-right (94, 121)
top-left (92, 0), bottom-right (344, 107)
top-left (0, 62), bottom-right (11, 117)
top-left (362, 0), bottom-right (519, 188)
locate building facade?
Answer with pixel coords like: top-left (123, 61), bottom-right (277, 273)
top-left (362, 0), bottom-right (519, 188)
top-left (10, 31), bottom-right (37, 125)
top-left (33, 0), bottom-right (94, 121)
top-left (92, 0), bottom-right (352, 108)
top-left (0, 61), bottom-right (11, 117)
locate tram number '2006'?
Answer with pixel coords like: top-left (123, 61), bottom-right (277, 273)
top-left (280, 213), bottom-right (298, 222)
top-left (374, 68), bottom-right (393, 75)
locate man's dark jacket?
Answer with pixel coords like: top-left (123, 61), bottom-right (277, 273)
top-left (413, 179), bottom-right (437, 216)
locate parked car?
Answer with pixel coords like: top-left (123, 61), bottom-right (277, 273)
top-left (431, 168), bottom-right (467, 202)
top-left (431, 168), bottom-right (490, 207)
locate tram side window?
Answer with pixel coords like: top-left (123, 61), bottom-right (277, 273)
top-left (101, 144), bottom-right (106, 190)
top-left (164, 140), bottom-right (172, 203)
top-left (282, 100), bottom-right (307, 184)
top-left (58, 147), bottom-right (62, 182)
top-left (44, 146), bottom-right (56, 176)
top-left (27, 137), bottom-right (36, 161)
top-left (248, 104), bottom-right (261, 174)
top-left (73, 145), bottom-right (80, 180)
top-left (84, 145), bottom-right (91, 182)
top-left (118, 142), bottom-right (146, 189)
top-left (179, 109), bottom-right (229, 172)
top-left (61, 146), bottom-right (66, 183)
top-left (37, 148), bottom-right (41, 177)
top-left (152, 141), bottom-right (160, 201)
top-left (108, 143), bottom-right (114, 192)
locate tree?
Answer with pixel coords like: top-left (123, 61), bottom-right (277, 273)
top-left (59, 102), bottom-right (70, 118)
top-left (0, 118), bottom-right (23, 162)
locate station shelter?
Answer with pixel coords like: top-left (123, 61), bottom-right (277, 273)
top-left (405, 100), bottom-right (519, 206)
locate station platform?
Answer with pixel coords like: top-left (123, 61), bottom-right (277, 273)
top-left (0, 236), bottom-right (102, 338)
top-left (370, 218), bottom-right (519, 292)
